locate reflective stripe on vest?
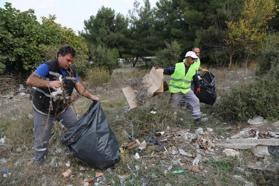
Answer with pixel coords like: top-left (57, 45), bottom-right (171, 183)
top-left (169, 62), bottom-right (197, 94)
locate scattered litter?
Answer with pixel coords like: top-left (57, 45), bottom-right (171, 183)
top-left (170, 147), bottom-right (178, 155)
top-left (138, 140), bottom-right (147, 150)
top-left (65, 161), bottom-right (71, 167)
top-left (195, 128), bottom-right (204, 135)
top-left (192, 154), bottom-right (202, 166)
top-left (223, 149), bottom-right (240, 157)
top-left (172, 168), bottom-right (185, 174)
top-left (197, 135), bottom-right (214, 150)
top-left (189, 165), bottom-right (202, 173)
top-left (178, 148), bottom-right (192, 157)
top-left (206, 128), bottom-right (213, 132)
top-left (118, 174), bottom-right (129, 184)
top-left (150, 110), bottom-right (157, 114)
top-left (231, 128), bottom-right (258, 139)
top-left (0, 158), bottom-right (7, 164)
top-left (62, 169), bottom-right (72, 178)
top-left (155, 131), bottom-right (165, 136)
top-left (247, 116), bottom-right (266, 125)
top-left (1, 168), bottom-right (11, 178)
top-left (134, 153), bottom-right (140, 160)
top-left (0, 136), bottom-right (6, 144)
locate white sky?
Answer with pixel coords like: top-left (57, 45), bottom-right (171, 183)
top-left (0, 0), bottom-right (158, 32)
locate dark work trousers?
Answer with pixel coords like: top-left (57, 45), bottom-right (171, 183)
top-left (33, 106), bottom-right (77, 164)
top-left (170, 90), bottom-right (201, 120)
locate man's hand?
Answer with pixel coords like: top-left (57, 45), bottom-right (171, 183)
top-left (89, 95), bottom-right (100, 101)
top-left (195, 87), bottom-right (201, 94)
top-left (48, 80), bottom-right (62, 89)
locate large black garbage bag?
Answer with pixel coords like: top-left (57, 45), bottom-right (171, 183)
top-left (62, 101), bottom-right (120, 170)
top-left (194, 71), bottom-right (217, 105)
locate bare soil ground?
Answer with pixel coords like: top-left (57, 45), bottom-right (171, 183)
top-left (0, 67), bottom-right (278, 186)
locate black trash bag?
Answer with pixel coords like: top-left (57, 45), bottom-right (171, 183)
top-left (194, 71), bottom-right (217, 105)
top-left (61, 101), bottom-right (120, 170)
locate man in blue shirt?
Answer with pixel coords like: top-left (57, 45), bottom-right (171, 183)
top-left (26, 45), bottom-right (99, 165)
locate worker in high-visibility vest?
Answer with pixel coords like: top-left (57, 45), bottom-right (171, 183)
top-left (164, 51), bottom-right (201, 124)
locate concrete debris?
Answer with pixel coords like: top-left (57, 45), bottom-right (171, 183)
top-left (62, 169), bottom-right (72, 178)
top-left (216, 139), bottom-right (279, 149)
top-left (247, 116), bottom-right (267, 125)
top-left (251, 146), bottom-right (270, 157)
top-left (233, 175), bottom-right (254, 186)
top-left (268, 146), bottom-right (279, 158)
top-left (178, 148), bottom-right (193, 157)
top-left (223, 149), bottom-right (240, 157)
top-left (177, 130), bottom-right (197, 141)
top-left (231, 128), bottom-right (259, 139)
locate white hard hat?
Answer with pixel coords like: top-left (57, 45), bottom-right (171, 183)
top-left (185, 51), bottom-right (198, 59)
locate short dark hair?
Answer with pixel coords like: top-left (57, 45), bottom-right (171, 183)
top-left (57, 45), bottom-right (76, 57)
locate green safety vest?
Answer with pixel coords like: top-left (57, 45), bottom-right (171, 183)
top-left (169, 62), bottom-right (197, 94)
top-left (192, 58), bottom-right (200, 71)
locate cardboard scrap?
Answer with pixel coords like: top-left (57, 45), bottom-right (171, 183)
top-left (122, 67), bottom-right (164, 109)
top-left (122, 86), bottom-right (137, 109)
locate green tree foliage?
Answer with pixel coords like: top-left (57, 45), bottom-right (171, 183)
top-left (129, 0), bottom-right (159, 60)
top-left (0, 3), bottom-right (43, 74)
top-left (0, 3), bottom-right (89, 76)
top-left (83, 7), bottom-right (129, 56)
top-left (152, 41), bottom-right (181, 67)
top-left (226, 0), bottom-right (276, 67)
top-left (89, 45), bottom-right (119, 73)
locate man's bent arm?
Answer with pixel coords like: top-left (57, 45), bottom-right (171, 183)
top-left (75, 82), bottom-right (99, 101)
top-left (26, 73), bottom-right (61, 89)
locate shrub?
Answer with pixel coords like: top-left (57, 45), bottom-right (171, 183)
top-left (85, 67), bottom-right (111, 87)
top-left (217, 70), bottom-right (279, 121)
top-left (257, 33), bottom-right (279, 75)
top-left (89, 45), bottom-right (119, 73)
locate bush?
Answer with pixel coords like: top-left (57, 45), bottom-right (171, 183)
top-left (257, 33), bottom-right (279, 75)
top-left (217, 69), bottom-right (279, 121)
top-left (85, 67), bottom-right (111, 87)
top-left (90, 45), bottom-right (119, 73)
